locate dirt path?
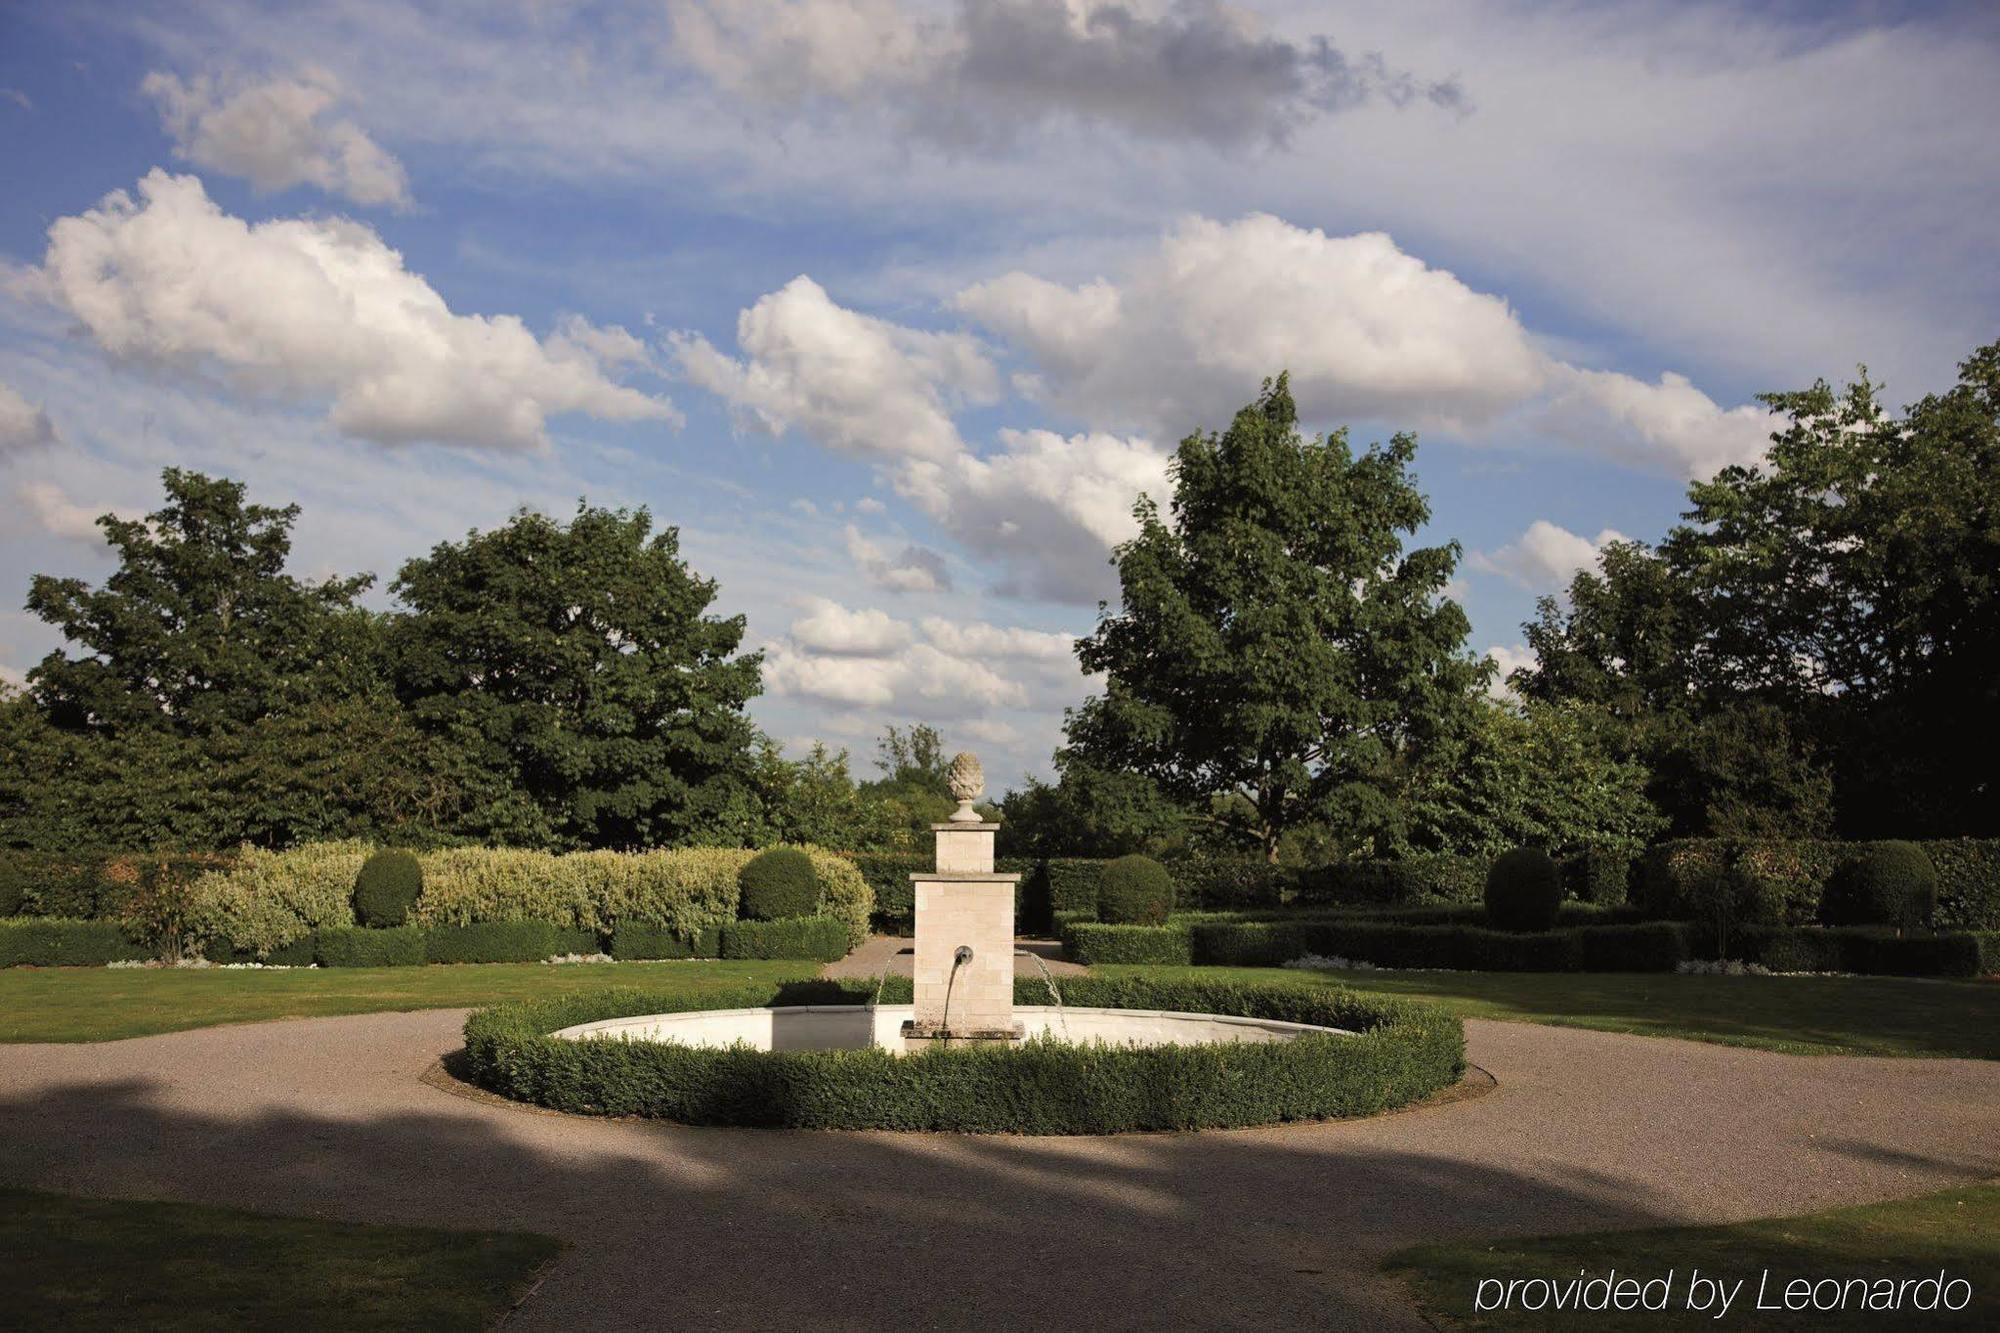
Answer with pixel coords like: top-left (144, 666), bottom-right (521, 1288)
top-left (3, 1012), bottom-right (1995, 1330)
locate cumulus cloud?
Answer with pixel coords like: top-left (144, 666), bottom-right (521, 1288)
top-left (788, 596), bottom-right (914, 656)
top-left (955, 213), bottom-right (1548, 440)
top-left (670, 275), bottom-right (996, 463)
top-left (919, 616), bottom-right (1074, 662)
top-left (897, 427), bottom-right (1169, 602)
top-left (668, 0), bottom-right (1465, 148)
top-left (845, 524), bottom-right (953, 593)
top-left (1484, 643), bottom-right (1536, 701)
top-left (1542, 365), bottom-right (1779, 479)
top-left (0, 383), bottom-right (58, 453)
top-left (30, 171), bottom-right (674, 450)
top-left (143, 68), bottom-right (412, 208)
top-left (14, 480), bottom-right (110, 542)
top-left (1473, 520), bottom-right (1629, 590)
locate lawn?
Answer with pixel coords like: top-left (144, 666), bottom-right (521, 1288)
top-left (0, 959), bottom-right (819, 1043)
top-left (1099, 964), bottom-right (2000, 1059)
top-left (0, 1186), bottom-right (561, 1330)
top-left (1385, 1180), bottom-right (2000, 1329)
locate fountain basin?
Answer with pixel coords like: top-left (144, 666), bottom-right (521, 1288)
top-left (553, 1003), bottom-right (1355, 1052)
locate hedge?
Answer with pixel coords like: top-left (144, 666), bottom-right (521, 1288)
top-left (315, 925), bottom-right (427, 967)
top-left (424, 922), bottom-right (600, 965)
top-left (1702, 924), bottom-right (1989, 978)
top-left (0, 918), bottom-right (150, 967)
top-left (460, 974), bottom-right (1465, 1133)
top-left (610, 923), bottom-right (723, 961)
top-left (0, 851), bottom-right (237, 920)
top-left (1639, 839), bottom-right (2000, 931)
top-left (718, 915), bottom-right (851, 962)
top-left (1062, 921), bottom-right (1193, 966)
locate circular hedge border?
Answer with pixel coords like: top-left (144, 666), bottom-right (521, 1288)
top-left (462, 976), bottom-right (1465, 1134)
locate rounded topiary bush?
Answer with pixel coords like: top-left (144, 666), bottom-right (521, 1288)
top-left (1822, 841), bottom-right (1936, 930)
top-left (737, 848), bottom-right (820, 921)
top-left (353, 849), bottom-right (423, 927)
top-left (1097, 854), bottom-right (1174, 925)
top-left (1484, 848), bottom-right (1562, 932)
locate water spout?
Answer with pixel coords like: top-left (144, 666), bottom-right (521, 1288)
top-left (1016, 949), bottom-right (1069, 1041)
top-left (939, 944), bottom-right (973, 1043)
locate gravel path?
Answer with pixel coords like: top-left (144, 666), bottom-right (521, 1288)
top-left (3, 1012), bottom-right (1995, 1330)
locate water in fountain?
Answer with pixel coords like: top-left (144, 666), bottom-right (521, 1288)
top-left (1016, 949), bottom-right (1069, 1041)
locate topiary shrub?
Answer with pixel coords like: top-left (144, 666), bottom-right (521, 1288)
top-left (737, 848), bottom-right (819, 921)
top-left (1097, 854), bottom-right (1174, 925)
top-left (1822, 841), bottom-right (1937, 931)
top-left (1484, 848), bottom-right (1562, 932)
top-left (353, 849), bottom-right (423, 927)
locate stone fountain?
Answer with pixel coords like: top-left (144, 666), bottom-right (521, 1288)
top-left (902, 752), bottom-right (1021, 1050)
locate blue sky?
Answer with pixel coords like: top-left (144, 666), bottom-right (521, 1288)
top-left (2, 1), bottom-right (1996, 790)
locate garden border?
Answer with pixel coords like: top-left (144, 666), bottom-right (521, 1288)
top-left (460, 975), bottom-right (1466, 1134)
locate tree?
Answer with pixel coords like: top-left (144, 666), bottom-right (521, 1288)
top-left (389, 502), bottom-right (763, 849)
top-left (995, 761), bottom-right (1187, 859)
top-left (1398, 699), bottom-right (1664, 858)
top-left (730, 738), bottom-right (905, 850)
top-left (1065, 375), bottom-right (1489, 862)
top-left (25, 469), bottom-right (377, 736)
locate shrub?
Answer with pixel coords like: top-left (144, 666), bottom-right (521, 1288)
top-left (1685, 865), bottom-right (1788, 957)
top-left (1062, 922), bottom-right (1193, 966)
top-left (1171, 850), bottom-right (1284, 910)
top-left (190, 842), bottom-right (368, 959)
top-left (414, 847), bottom-right (589, 931)
top-left (718, 915), bottom-right (850, 961)
top-left (1822, 841), bottom-right (1937, 930)
top-left (461, 975), bottom-right (1465, 1133)
top-left (737, 848), bottom-right (819, 922)
top-left (610, 923), bottom-right (721, 960)
top-left (792, 846), bottom-right (872, 949)
top-left (1574, 921), bottom-right (1688, 971)
top-left (0, 918), bottom-right (149, 967)
top-left (589, 848), bottom-right (744, 940)
top-left (848, 851), bottom-right (927, 930)
top-left (353, 850), bottom-right (423, 927)
top-left (204, 934), bottom-right (318, 966)
top-left (1929, 841), bottom-right (2000, 932)
top-left (423, 921), bottom-right (600, 964)
top-left (1563, 849), bottom-right (1631, 907)
top-left (120, 856), bottom-right (208, 962)
top-left (1485, 848), bottom-right (1561, 931)
top-left (1043, 859), bottom-right (1104, 918)
top-left (315, 925), bottom-right (426, 967)
top-left (1096, 854), bottom-right (1173, 925)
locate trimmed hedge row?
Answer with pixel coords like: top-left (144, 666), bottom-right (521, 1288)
top-left (1640, 839), bottom-right (2000, 931)
top-left (0, 918), bottom-right (149, 967)
top-left (1064, 915), bottom-right (1993, 978)
top-left (460, 974), bottom-right (1466, 1134)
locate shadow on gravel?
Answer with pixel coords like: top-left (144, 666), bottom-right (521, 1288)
top-left (0, 1074), bottom-right (1711, 1330)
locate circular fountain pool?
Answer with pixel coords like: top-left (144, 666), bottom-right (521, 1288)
top-left (552, 1003), bottom-right (1355, 1052)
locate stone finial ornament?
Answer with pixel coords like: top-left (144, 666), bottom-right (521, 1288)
top-left (946, 751), bottom-right (985, 822)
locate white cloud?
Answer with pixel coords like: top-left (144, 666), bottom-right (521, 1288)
top-left (788, 596), bottom-right (913, 656)
top-left (1484, 642), bottom-right (1536, 701)
top-left (955, 213), bottom-right (1548, 440)
top-left (670, 275), bottom-right (996, 463)
top-left (919, 616), bottom-right (1074, 662)
top-left (143, 68), bottom-right (412, 208)
top-left (1542, 365), bottom-right (1779, 479)
top-left (667, 0), bottom-right (1463, 148)
top-left (1473, 520), bottom-right (1629, 591)
top-left (14, 480), bottom-right (111, 542)
top-left (0, 383), bottom-right (57, 453)
top-left (853, 495), bottom-right (886, 514)
top-left (844, 525), bottom-right (952, 594)
top-left (30, 171), bottom-right (674, 450)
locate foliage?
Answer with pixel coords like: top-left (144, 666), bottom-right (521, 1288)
top-left (1822, 841), bottom-right (1937, 930)
top-left (390, 502), bottom-right (763, 850)
top-left (995, 761), bottom-right (1186, 859)
top-left (315, 925), bottom-right (427, 967)
top-left (1716, 924), bottom-right (1985, 978)
top-left (423, 922), bottom-right (599, 965)
top-left (353, 849), bottom-right (423, 927)
top-left (1484, 848), bottom-right (1562, 931)
top-left (609, 923), bottom-right (722, 960)
top-left (1517, 342), bottom-right (2000, 839)
top-left (1683, 865), bottom-right (1788, 957)
top-left (1171, 848), bottom-right (1285, 910)
top-left (737, 848), bottom-right (819, 921)
top-left (1562, 848), bottom-right (1632, 906)
top-left (1065, 375), bottom-right (1487, 862)
top-left (718, 915), bottom-right (851, 962)
top-left (793, 845), bottom-right (873, 949)
top-left (118, 856), bottom-right (208, 962)
top-left (1062, 921), bottom-right (1194, 965)
top-left (0, 919), bottom-right (148, 967)
top-left (1398, 699), bottom-right (1664, 859)
top-left (729, 739), bottom-right (905, 851)
top-left (1095, 853), bottom-right (1174, 925)
top-left (461, 975), bottom-right (1465, 1133)
top-left (190, 841), bottom-right (369, 958)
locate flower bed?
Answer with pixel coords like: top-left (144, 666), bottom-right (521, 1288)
top-left (460, 975), bottom-right (1466, 1134)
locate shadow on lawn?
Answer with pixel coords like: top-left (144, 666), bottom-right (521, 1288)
top-left (0, 1070), bottom-right (1702, 1330)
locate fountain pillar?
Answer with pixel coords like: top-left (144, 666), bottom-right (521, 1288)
top-left (904, 753), bottom-right (1021, 1049)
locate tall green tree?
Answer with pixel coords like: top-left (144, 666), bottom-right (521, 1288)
top-left (389, 502), bottom-right (763, 849)
top-left (1065, 375), bottom-right (1488, 862)
top-left (25, 469), bottom-right (376, 735)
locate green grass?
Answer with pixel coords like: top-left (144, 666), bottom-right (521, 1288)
top-left (1386, 1180), bottom-right (2000, 1329)
top-left (0, 1186), bottom-right (562, 1330)
top-left (1099, 964), bottom-right (2000, 1059)
top-left (0, 959), bottom-right (819, 1043)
